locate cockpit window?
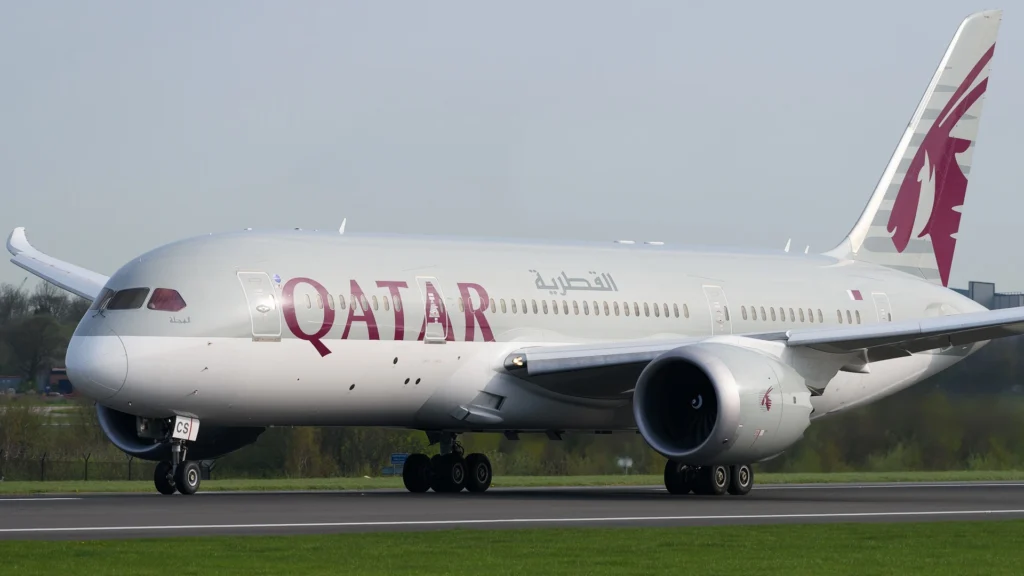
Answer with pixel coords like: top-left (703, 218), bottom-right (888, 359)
top-left (91, 288), bottom-right (115, 310)
top-left (106, 288), bottom-right (150, 310)
top-left (147, 288), bottom-right (187, 312)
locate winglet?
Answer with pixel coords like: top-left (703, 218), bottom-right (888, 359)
top-left (6, 226), bottom-right (29, 257)
top-left (6, 227), bottom-right (109, 300)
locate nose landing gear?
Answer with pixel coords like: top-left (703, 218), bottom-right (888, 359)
top-left (145, 416), bottom-right (204, 495)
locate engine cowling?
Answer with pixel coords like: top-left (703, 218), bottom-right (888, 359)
top-left (96, 404), bottom-right (265, 461)
top-left (633, 340), bottom-right (813, 465)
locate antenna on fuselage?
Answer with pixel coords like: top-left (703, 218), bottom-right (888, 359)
top-left (339, 218), bottom-right (347, 235)
top-left (784, 238), bottom-right (791, 253)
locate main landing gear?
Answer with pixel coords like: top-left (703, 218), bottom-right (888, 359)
top-left (664, 461), bottom-right (754, 496)
top-left (141, 415), bottom-right (204, 495)
top-left (402, 433), bottom-right (493, 494)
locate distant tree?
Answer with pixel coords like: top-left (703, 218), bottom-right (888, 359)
top-left (1, 315), bottom-right (65, 385)
top-left (0, 283), bottom-right (30, 326)
top-left (62, 296), bottom-right (91, 325)
top-left (29, 282), bottom-right (71, 320)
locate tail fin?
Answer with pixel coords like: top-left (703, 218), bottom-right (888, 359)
top-left (825, 9), bottom-right (1002, 287)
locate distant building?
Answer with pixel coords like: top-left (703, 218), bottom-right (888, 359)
top-left (952, 281), bottom-right (1024, 310)
top-left (0, 375), bottom-right (22, 390)
top-left (33, 367), bottom-right (73, 395)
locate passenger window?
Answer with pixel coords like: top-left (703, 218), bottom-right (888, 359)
top-left (817, 309), bottom-right (823, 323)
top-left (511, 299), bottom-right (517, 314)
top-left (457, 297), bottom-right (463, 313)
top-left (490, 298), bottom-right (496, 313)
top-left (561, 300), bottom-right (567, 315)
top-left (552, 300), bottom-right (559, 314)
top-left (760, 306), bottom-right (766, 321)
top-left (522, 299), bottom-right (528, 314)
top-left (741, 306), bottom-right (748, 320)
top-left (372, 295), bottom-right (379, 310)
top-left (653, 303), bottom-right (660, 317)
top-left (799, 308), bottom-right (805, 322)
top-left (315, 294), bottom-right (322, 309)
top-left (683, 304), bottom-right (690, 318)
top-left (500, 299), bottom-right (507, 313)
top-left (724, 306), bottom-right (730, 321)
top-left (339, 295), bottom-right (347, 310)
top-left (383, 296), bottom-right (390, 311)
top-left (573, 300), bottom-right (579, 315)
top-left (770, 307), bottom-right (776, 321)
top-left (304, 294), bottom-right (312, 309)
top-left (542, 300), bottom-right (549, 314)
top-left (663, 303), bottom-right (669, 318)
top-left (532, 300), bottom-right (538, 314)
top-left (789, 308), bottom-right (795, 322)
top-left (604, 301), bottom-right (611, 316)
top-left (327, 294), bottom-right (335, 310)
top-left (146, 288), bottom-right (185, 312)
top-left (633, 302), bottom-right (640, 317)
top-left (614, 302), bottom-right (621, 316)
top-left (673, 303), bottom-right (679, 318)
top-left (624, 302), bottom-right (630, 317)
top-left (644, 302), bottom-right (650, 317)
top-left (360, 295), bottom-right (369, 311)
top-left (846, 310), bottom-right (853, 324)
top-left (394, 296), bottom-right (402, 313)
top-left (856, 310), bottom-right (861, 324)
top-left (583, 301), bottom-right (590, 315)
top-left (807, 308), bottom-right (813, 323)
top-left (837, 310), bottom-right (843, 323)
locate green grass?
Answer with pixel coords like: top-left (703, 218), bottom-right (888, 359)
top-left (2, 521), bottom-right (1023, 575)
top-left (1, 469), bottom-right (1022, 494)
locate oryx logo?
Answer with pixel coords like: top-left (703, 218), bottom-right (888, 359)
top-left (760, 387), bottom-right (773, 412)
top-left (887, 44), bottom-right (995, 287)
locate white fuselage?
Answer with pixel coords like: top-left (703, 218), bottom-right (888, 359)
top-left (65, 231), bottom-right (985, 432)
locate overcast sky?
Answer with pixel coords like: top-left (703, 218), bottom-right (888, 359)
top-left (2, 1), bottom-right (1022, 293)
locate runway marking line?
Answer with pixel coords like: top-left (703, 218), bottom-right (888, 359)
top-left (2, 509), bottom-right (1024, 534)
top-left (0, 498), bottom-right (82, 502)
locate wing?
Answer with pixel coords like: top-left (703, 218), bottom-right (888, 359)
top-left (502, 308), bottom-right (1024, 399)
top-left (6, 227), bottom-right (109, 301)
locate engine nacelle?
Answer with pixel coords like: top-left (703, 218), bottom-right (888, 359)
top-left (633, 340), bottom-right (813, 465)
top-left (96, 404), bottom-right (265, 461)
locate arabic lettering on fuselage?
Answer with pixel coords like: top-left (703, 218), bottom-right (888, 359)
top-left (530, 270), bottom-right (619, 296)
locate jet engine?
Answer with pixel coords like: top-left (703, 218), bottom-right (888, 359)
top-left (633, 340), bottom-right (814, 465)
top-left (96, 404), bottom-right (265, 461)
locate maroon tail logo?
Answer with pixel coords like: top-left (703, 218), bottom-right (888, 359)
top-left (887, 44), bottom-right (994, 287)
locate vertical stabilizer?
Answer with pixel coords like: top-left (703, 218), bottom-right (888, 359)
top-left (825, 10), bottom-right (1002, 287)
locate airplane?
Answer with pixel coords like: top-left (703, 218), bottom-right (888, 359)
top-left (6, 9), bottom-right (1018, 497)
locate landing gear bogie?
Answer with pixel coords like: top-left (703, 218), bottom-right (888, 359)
top-left (663, 461), bottom-right (754, 496)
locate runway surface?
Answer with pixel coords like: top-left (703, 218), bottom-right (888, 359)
top-left (2, 481), bottom-right (1023, 540)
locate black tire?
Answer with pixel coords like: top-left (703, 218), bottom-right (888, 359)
top-left (402, 453), bottom-right (432, 493)
top-left (431, 453), bottom-right (466, 493)
top-left (174, 461), bottom-right (202, 495)
top-left (154, 461), bottom-right (176, 495)
top-left (727, 464), bottom-right (754, 496)
top-left (663, 461), bottom-right (692, 495)
top-left (465, 453), bottom-right (492, 493)
top-left (693, 465), bottom-right (729, 496)
top-left (708, 465), bottom-right (729, 496)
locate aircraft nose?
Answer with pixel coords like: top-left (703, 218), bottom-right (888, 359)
top-left (65, 330), bottom-right (128, 401)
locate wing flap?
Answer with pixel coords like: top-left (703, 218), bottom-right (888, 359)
top-left (785, 307), bottom-right (1024, 354)
top-left (6, 227), bottom-right (108, 301)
